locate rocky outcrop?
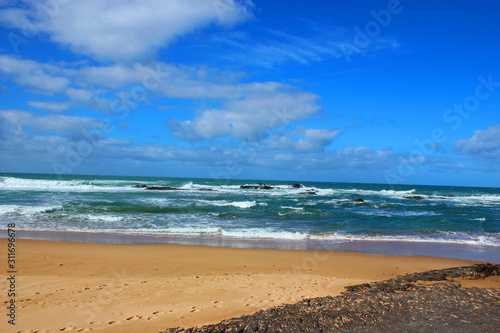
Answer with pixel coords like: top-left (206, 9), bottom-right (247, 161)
top-left (298, 191), bottom-right (317, 195)
top-left (240, 183), bottom-right (305, 190)
top-left (144, 186), bottom-right (182, 191)
top-left (133, 185), bottom-right (216, 192)
top-left (404, 195), bottom-right (426, 200)
top-left (240, 185), bottom-right (260, 189)
top-left (136, 183), bottom-right (307, 192)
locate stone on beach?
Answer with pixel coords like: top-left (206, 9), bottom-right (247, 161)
top-left (163, 264), bottom-right (500, 333)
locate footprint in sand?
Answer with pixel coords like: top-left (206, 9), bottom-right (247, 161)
top-left (60, 326), bottom-right (76, 331)
top-left (126, 315), bottom-right (142, 321)
top-left (190, 306), bottom-right (203, 313)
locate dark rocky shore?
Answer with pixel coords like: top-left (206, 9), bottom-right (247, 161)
top-left (163, 263), bottom-right (500, 333)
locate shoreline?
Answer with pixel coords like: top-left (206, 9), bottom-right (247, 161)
top-left (2, 228), bottom-right (499, 263)
top-left (1, 239), bottom-right (499, 333)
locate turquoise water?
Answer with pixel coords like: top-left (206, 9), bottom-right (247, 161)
top-left (1, 173), bottom-right (499, 250)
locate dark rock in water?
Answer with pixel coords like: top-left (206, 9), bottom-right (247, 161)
top-left (240, 183), bottom-right (303, 190)
top-left (350, 198), bottom-right (364, 202)
top-left (135, 185), bottom-right (216, 191)
top-left (145, 186), bottom-right (181, 191)
top-left (163, 264), bottom-right (500, 333)
top-left (404, 195), bottom-right (425, 200)
top-left (298, 191), bottom-right (317, 195)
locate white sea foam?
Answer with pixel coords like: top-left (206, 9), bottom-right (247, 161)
top-left (0, 204), bottom-right (62, 215)
top-left (221, 228), bottom-right (310, 240)
top-left (10, 220), bottom-right (499, 247)
top-left (308, 233), bottom-right (500, 247)
top-left (354, 209), bottom-right (440, 217)
top-left (196, 200), bottom-right (257, 208)
top-left (227, 201), bottom-right (257, 208)
top-left (281, 206), bottom-right (303, 210)
top-left (0, 176), bottom-right (137, 193)
top-left (86, 215), bottom-right (124, 222)
top-left (162, 226), bottom-right (224, 235)
top-left (0, 205), bottom-right (19, 214)
top-left (139, 198), bottom-right (177, 206)
top-left (208, 213), bottom-right (236, 219)
top-left (440, 194), bottom-right (500, 205)
top-left (180, 181), bottom-right (195, 189)
top-left (315, 188), bottom-right (417, 198)
top-left (139, 229), bottom-right (500, 246)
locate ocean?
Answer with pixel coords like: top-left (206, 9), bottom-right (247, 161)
top-left (1, 173), bottom-right (499, 261)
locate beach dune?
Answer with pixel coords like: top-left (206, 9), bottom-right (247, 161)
top-left (1, 239), bottom-right (497, 333)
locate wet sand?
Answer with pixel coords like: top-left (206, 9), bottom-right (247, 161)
top-left (1, 239), bottom-right (497, 333)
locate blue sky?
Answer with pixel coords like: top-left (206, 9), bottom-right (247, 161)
top-left (1, 0), bottom-right (499, 187)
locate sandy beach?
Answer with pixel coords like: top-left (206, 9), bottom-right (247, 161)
top-left (1, 239), bottom-right (498, 333)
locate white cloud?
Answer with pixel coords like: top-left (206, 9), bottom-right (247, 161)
top-left (0, 111), bottom-right (399, 176)
top-left (294, 127), bottom-right (342, 152)
top-left (0, 55), bottom-right (323, 132)
top-left (206, 22), bottom-right (400, 68)
top-left (0, 55), bottom-right (70, 93)
top-left (1, 0), bottom-right (253, 61)
top-left (168, 90), bottom-right (321, 140)
top-left (264, 127), bottom-right (342, 152)
top-left (76, 63), bottom-right (146, 89)
top-left (3, 108), bottom-right (485, 180)
top-left (26, 101), bottom-right (70, 113)
top-left (452, 124), bottom-right (500, 159)
top-left (0, 110), bottom-right (103, 141)
top-left (64, 88), bottom-right (96, 101)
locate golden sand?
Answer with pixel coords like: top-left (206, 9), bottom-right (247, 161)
top-left (1, 239), bottom-right (496, 333)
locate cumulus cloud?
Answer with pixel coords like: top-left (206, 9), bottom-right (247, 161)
top-left (168, 90), bottom-right (321, 141)
top-left (0, 56), bottom-right (320, 114)
top-left (0, 55), bottom-right (70, 93)
top-left (0, 110), bottom-right (103, 141)
top-left (0, 111), bottom-right (399, 176)
top-left (452, 124), bottom-right (500, 159)
top-left (294, 127), bottom-right (341, 151)
top-left (264, 127), bottom-right (342, 152)
top-left (26, 101), bottom-right (71, 113)
top-left (0, 0), bottom-right (253, 61)
top-left (65, 88), bottom-right (97, 101)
